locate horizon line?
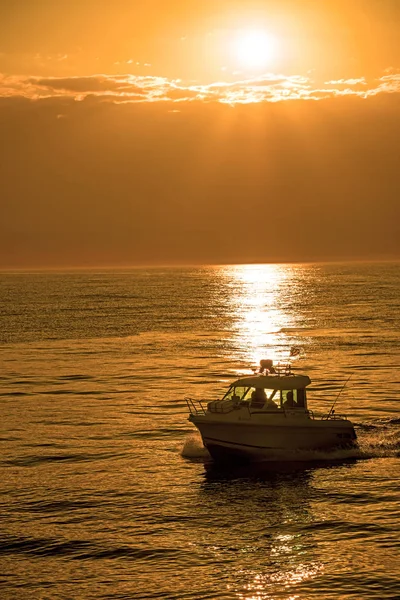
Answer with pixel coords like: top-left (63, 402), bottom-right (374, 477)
top-left (0, 257), bottom-right (399, 272)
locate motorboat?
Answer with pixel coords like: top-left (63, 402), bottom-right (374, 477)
top-left (186, 359), bottom-right (357, 462)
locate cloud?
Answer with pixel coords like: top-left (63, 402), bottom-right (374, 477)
top-left (1, 70), bottom-right (400, 105)
top-left (325, 78), bottom-right (367, 86)
top-left (30, 75), bottom-right (138, 93)
top-left (371, 73), bottom-right (400, 95)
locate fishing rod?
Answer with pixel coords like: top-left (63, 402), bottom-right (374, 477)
top-left (328, 374), bottom-right (352, 417)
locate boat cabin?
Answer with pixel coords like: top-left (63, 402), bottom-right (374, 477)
top-left (217, 374), bottom-right (311, 412)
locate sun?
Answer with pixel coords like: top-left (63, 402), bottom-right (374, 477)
top-left (234, 30), bottom-right (278, 69)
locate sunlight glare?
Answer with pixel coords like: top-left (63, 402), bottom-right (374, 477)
top-left (223, 265), bottom-right (291, 367)
top-left (234, 30), bottom-right (278, 69)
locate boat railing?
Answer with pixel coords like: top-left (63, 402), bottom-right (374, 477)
top-left (185, 397), bottom-right (206, 415)
top-left (321, 412), bottom-right (348, 421)
top-left (281, 408), bottom-right (315, 419)
top-left (274, 362), bottom-right (293, 376)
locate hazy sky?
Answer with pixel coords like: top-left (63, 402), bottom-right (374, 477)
top-left (1, 0), bottom-right (400, 267)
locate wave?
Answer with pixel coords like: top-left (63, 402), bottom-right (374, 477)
top-left (0, 534), bottom-right (183, 562)
top-left (3, 451), bottom-right (125, 467)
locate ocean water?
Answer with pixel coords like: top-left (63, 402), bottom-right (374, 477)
top-left (0, 262), bottom-right (399, 600)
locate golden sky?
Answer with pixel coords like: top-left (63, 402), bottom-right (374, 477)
top-left (1, 0), bottom-right (400, 266)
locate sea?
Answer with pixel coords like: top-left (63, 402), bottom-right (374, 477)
top-left (0, 262), bottom-right (399, 600)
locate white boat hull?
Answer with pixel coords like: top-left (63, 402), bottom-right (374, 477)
top-left (190, 416), bottom-right (357, 462)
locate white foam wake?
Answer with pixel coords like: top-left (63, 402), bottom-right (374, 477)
top-left (356, 426), bottom-right (400, 459)
top-left (181, 433), bottom-right (210, 459)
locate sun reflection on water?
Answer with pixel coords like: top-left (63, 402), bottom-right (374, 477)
top-left (232, 527), bottom-right (322, 600)
top-left (237, 559), bottom-right (322, 600)
top-left (221, 264), bottom-right (297, 367)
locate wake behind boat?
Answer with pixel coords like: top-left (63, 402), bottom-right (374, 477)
top-left (186, 359), bottom-right (357, 462)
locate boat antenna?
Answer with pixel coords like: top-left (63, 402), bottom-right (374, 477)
top-left (328, 374), bottom-right (352, 417)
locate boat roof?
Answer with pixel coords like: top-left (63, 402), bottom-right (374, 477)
top-left (231, 374), bottom-right (311, 390)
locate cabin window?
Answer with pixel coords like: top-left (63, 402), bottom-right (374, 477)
top-left (223, 386), bottom-right (248, 401)
top-left (282, 390), bottom-right (296, 407)
top-left (247, 388), bottom-right (278, 402)
top-left (282, 389), bottom-right (307, 408)
top-left (296, 389), bottom-right (306, 408)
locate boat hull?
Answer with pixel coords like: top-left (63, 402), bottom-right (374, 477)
top-left (190, 417), bottom-right (357, 462)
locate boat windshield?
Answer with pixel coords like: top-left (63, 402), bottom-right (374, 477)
top-left (222, 386), bottom-right (249, 401)
top-left (222, 386), bottom-right (278, 403)
top-left (222, 386), bottom-right (307, 408)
